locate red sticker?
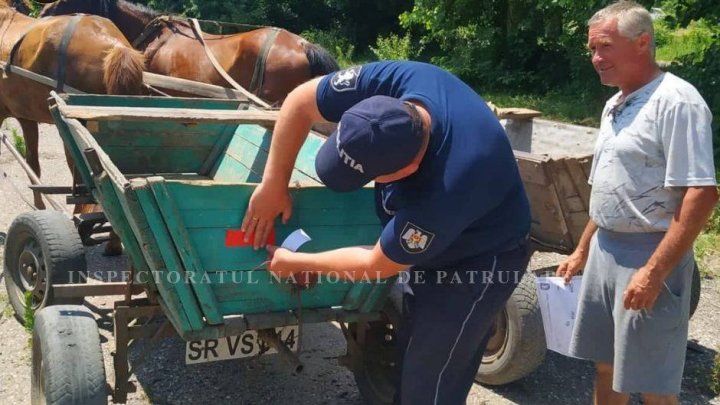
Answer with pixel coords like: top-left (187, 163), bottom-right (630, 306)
top-left (225, 228), bottom-right (276, 247)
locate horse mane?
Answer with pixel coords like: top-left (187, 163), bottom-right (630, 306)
top-left (117, 0), bottom-right (162, 18)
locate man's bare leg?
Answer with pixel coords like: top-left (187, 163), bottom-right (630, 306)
top-left (594, 362), bottom-right (629, 405)
top-left (641, 393), bottom-right (678, 405)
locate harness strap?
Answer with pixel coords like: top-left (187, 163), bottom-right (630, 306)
top-left (248, 27), bottom-right (280, 97)
top-left (131, 15), bottom-right (170, 49)
top-left (189, 17), bottom-right (245, 92)
top-left (55, 14), bottom-right (84, 92)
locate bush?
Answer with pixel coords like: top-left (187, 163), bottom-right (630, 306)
top-left (655, 18), bottom-right (718, 63)
top-left (301, 29), bottom-right (357, 68)
top-left (666, 32), bottom-right (720, 170)
top-left (370, 33), bottom-right (414, 61)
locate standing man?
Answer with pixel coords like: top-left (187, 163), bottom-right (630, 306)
top-left (242, 61), bottom-right (532, 404)
top-left (557, 2), bottom-right (718, 405)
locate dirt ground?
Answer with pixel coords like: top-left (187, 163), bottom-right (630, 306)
top-left (0, 122), bottom-right (718, 404)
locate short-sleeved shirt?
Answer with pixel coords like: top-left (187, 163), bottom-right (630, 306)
top-left (588, 72), bottom-right (716, 232)
top-left (316, 61), bottom-right (531, 268)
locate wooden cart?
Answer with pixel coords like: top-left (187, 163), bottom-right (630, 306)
top-left (2, 91), bottom-right (404, 404)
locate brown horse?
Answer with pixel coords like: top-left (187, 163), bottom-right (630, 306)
top-left (40, 0), bottom-right (339, 104)
top-left (0, 2), bottom-right (144, 253)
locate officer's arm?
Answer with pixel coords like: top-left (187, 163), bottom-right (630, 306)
top-left (263, 77), bottom-right (328, 187)
top-left (242, 77), bottom-right (328, 248)
top-left (268, 242), bottom-right (407, 281)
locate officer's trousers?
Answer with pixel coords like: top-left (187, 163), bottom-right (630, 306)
top-left (394, 243), bottom-right (530, 405)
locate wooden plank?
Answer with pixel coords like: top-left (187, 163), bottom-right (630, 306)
top-left (231, 124), bottom-right (325, 182)
top-left (148, 177), bottom-right (224, 325)
top-left (547, 159), bottom-right (580, 201)
top-left (580, 155), bottom-right (594, 181)
top-left (515, 154), bottom-right (551, 185)
top-left (191, 224), bottom-right (381, 272)
top-left (566, 211), bottom-right (590, 249)
top-left (1, 62), bottom-right (83, 94)
top-left (60, 93), bottom-right (247, 110)
top-left (358, 281), bottom-right (394, 313)
top-left (133, 179), bottom-right (206, 331)
top-left (564, 196), bottom-right (586, 213)
top-left (91, 175), bottom-right (158, 296)
top-left (179, 207), bottom-right (379, 229)
top-left (341, 283), bottom-right (373, 311)
top-left (209, 272), bottom-right (353, 315)
top-left (93, 127), bottom-right (222, 147)
top-left (101, 146), bottom-right (209, 175)
top-left (199, 119), bottom-right (241, 176)
top-left (165, 182), bottom-right (374, 211)
top-left (143, 71), bottom-right (251, 101)
top-left (496, 107), bottom-right (542, 120)
top-left (211, 151), bottom-right (256, 183)
top-left (563, 157), bottom-right (592, 211)
top-left (54, 114), bottom-right (192, 332)
top-left (213, 128), bottom-right (320, 185)
top-left (524, 181), bottom-right (572, 251)
top-left (57, 104), bottom-right (279, 124)
top-left (120, 181), bottom-right (192, 333)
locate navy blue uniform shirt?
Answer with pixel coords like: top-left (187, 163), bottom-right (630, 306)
top-left (316, 61), bottom-right (530, 269)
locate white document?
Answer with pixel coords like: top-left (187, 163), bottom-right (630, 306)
top-left (280, 229), bottom-right (312, 252)
top-left (535, 276), bottom-right (582, 357)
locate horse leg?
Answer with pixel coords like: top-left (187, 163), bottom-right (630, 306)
top-left (18, 118), bottom-right (45, 209)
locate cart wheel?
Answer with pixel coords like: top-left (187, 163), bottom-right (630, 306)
top-left (349, 285), bottom-right (402, 405)
top-left (690, 259), bottom-right (701, 319)
top-left (3, 211), bottom-right (87, 324)
top-left (31, 305), bottom-right (107, 405)
top-left (476, 271), bottom-right (546, 385)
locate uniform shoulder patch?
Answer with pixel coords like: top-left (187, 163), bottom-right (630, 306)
top-left (400, 222), bottom-right (435, 254)
top-left (330, 66), bottom-right (362, 92)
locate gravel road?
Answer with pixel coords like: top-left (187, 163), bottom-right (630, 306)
top-left (0, 122), bottom-right (718, 404)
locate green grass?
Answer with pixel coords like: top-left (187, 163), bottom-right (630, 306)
top-left (483, 90), bottom-right (605, 127)
top-left (11, 128), bottom-right (26, 158)
top-left (655, 19), bottom-right (717, 64)
top-left (694, 196), bottom-right (720, 279)
top-left (23, 291), bottom-right (34, 333)
top-left (711, 351), bottom-right (720, 395)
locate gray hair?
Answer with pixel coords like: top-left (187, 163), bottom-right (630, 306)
top-left (588, 1), bottom-right (655, 57)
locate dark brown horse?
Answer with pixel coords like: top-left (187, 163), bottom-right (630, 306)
top-left (0, 2), bottom-right (144, 253)
top-left (40, 0), bottom-right (339, 104)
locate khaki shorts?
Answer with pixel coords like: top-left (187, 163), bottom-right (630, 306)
top-left (569, 228), bottom-right (693, 395)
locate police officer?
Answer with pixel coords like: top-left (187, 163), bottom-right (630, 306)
top-left (242, 61), bottom-right (531, 404)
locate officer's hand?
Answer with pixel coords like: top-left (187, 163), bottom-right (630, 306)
top-left (555, 249), bottom-right (588, 284)
top-left (267, 245), bottom-right (318, 288)
top-left (623, 267), bottom-right (663, 310)
top-left (242, 182), bottom-right (293, 250)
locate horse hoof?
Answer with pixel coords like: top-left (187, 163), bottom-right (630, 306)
top-left (103, 243), bottom-right (123, 257)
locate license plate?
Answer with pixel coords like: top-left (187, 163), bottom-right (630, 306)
top-left (185, 326), bottom-right (299, 365)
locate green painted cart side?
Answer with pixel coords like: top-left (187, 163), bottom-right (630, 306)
top-left (48, 93), bottom-right (392, 340)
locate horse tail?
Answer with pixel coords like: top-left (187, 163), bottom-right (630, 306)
top-left (303, 42), bottom-right (340, 77)
top-left (102, 45), bottom-right (145, 95)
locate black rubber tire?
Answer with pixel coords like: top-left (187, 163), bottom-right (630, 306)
top-left (3, 211), bottom-right (87, 324)
top-left (31, 305), bottom-right (107, 405)
top-left (475, 271), bottom-right (546, 385)
top-left (690, 260), bottom-right (701, 319)
top-left (350, 284), bottom-right (402, 405)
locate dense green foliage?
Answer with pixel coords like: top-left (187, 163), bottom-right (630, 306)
top-left (134, 0), bottom-right (717, 162)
